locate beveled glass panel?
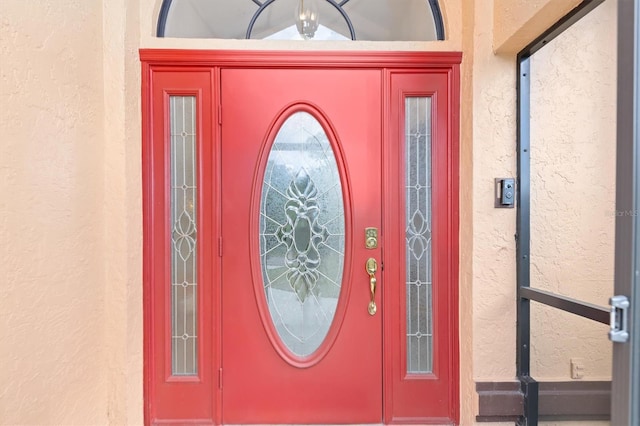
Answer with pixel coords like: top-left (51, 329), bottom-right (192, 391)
top-left (260, 111), bottom-right (345, 357)
top-left (170, 96), bottom-right (198, 375)
top-left (405, 97), bottom-right (433, 373)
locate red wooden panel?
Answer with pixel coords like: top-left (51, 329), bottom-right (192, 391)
top-left (142, 50), bottom-right (461, 426)
top-left (383, 71), bottom-right (459, 424)
top-left (143, 69), bottom-right (217, 424)
top-left (220, 68), bottom-right (383, 424)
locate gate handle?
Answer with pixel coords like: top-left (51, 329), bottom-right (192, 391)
top-left (366, 258), bottom-right (378, 315)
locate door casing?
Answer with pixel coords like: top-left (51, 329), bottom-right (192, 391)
top-left (141, 50), bottom-right (462, 425)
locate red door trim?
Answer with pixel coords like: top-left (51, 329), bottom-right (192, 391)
top-left (382, 69), bottom-right (460, 424)
top-left (141, 50), bottom-right (461, 426)
top-left (142, 68), bottom-right (218, 424)
top-left (139, 49), bottom-right (462, 69)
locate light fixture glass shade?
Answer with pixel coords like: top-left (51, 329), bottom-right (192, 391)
top-left (295, 0), bottom-right (319, 39)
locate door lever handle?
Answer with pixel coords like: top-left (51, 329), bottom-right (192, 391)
top-left (366, 258), bottom-right (378, 315)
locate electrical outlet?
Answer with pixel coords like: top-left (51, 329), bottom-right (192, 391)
top-left (570, 358), bottom-right (585, 379)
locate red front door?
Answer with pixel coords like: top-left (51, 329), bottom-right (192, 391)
top-left (221, 68), bottom-right (383, 424)
top-left (142, 50), bottom-right (460, 426)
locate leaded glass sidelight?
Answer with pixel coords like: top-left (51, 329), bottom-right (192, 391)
top-left (170, 96), bottom-right (198, 375)
top-left (260, 111), bottom-right (345, 357)
top-left (405, 97), bottom-right (433, 373)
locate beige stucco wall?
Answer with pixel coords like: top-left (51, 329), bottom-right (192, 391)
top-left (474, 0), bottom-right (617, 380)
top-left (472, 0), bottom-right (518, 384)
top-left (529, 0), bottom-right (616, 381)
top-left (102, 0), bottom-right (143, 424)
top-left (493, 0), bottom-right (582, 54)
top-left (0, 0), bottom-right (618, 425)
top-left (0, 0), bottom-right (108, 424)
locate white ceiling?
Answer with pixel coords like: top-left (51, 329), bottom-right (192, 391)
top-left (164, 0), bottom-right (439, 41)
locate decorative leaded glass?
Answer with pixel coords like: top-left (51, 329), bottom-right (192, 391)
top-left (260, 111), bottom-right (345, 357)
top-left (170, 96), bottom-right (198, 375)
top-left (405, 97), bottom-right (433, 373)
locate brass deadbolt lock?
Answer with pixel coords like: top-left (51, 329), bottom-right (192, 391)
top-left (365, 227), bottom-right (378, 249)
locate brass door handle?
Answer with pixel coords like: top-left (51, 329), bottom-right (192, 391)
top-left (366, 258), bottom-right (378, 315)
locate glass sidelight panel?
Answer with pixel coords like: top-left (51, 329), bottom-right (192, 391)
top-left (170, 96), bottom-right (198, 375)
top-left (260, 111), bottom-right (345, 357)
top-left (405, 97), bottom-right (433, 373)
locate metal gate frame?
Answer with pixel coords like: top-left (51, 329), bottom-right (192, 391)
top-left (515, 0), bottom-right (639, 424)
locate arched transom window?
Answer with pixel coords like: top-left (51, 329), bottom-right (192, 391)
top-left (158, 0), bottom-right (444, 41)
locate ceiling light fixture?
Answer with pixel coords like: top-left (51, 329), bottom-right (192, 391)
top-left (295, 0), bottom-right (320, 39)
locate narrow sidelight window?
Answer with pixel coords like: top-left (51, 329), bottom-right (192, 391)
top-left (170, 96), bottom-right (198, 375)
top-left (405, 97), bottom-right (433, 373)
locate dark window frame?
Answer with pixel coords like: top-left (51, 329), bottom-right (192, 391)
top-left (155, 0), bottom-right (445, 41)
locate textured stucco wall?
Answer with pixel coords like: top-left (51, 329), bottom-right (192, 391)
top-left (476, 0), bottom-right (617, 380)
top-left (0, 0), bottom-right (619, 424)
top-left (459, 0), bottom-right (476, 422)
top-left (493, 0), bottom-right (582, 54)
top-left (0, 1), bottom-right (108, 424)
top-left (472, 0), bottom-right (519, 383)
top-left (474, 4), bottom-right (616, 426)
top-left (102, 0), bottom-right (143, 425)
top-left (529, 0), bottom-right (616, 381)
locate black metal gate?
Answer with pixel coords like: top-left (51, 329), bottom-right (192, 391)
top-left (515, 1), bottom-right (639, 424)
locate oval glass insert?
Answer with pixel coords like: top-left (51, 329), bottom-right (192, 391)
top-left (259, 111), bottom-right (345, 357)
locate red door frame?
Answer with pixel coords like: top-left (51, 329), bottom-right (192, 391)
top-left (141, 50), bottom-right (461, 425)
top-left (384, 70), bottom-right (460, 424)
